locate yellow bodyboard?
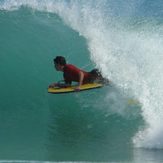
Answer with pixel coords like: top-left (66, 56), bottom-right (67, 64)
top-left (48, 83), bottom-right (103, 94)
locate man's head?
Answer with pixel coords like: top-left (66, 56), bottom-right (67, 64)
top-left (53, 56), bottom-right (66, 71)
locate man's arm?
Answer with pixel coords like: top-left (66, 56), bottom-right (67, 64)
top-left (75, 71), bottom-right (84, 91)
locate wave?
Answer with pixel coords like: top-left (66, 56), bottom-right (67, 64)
top-left (1, 0), bottom-right (163, 149)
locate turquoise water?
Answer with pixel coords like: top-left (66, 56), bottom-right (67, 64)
top-left (0, 0), bottom-right (163, 162)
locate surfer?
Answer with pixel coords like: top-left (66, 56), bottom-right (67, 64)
top-left (49, 56), bottom-right (108, 91)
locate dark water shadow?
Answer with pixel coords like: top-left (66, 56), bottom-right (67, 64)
top-left (47, 84), bottom-right (144, 162)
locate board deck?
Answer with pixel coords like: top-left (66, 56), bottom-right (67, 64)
top-left (48, 83), bottom-right (103, 94)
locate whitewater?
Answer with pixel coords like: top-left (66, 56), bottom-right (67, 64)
top-left (0, 0), bottom-right (163, 162)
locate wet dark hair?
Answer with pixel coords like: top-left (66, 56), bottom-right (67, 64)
top-left (53, 56), bottom-right (66, 65)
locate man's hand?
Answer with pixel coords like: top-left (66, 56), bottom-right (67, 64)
top-left (48, 83), bottom-right (58, 88)
top-left (74, 86), bottom-right (81, 92)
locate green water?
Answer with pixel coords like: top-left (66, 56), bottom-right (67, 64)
top-left (0, 8), bottom-right (90, 160)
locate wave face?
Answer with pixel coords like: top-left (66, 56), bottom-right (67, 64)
top-left (0, 0), bottom-right (163, 162)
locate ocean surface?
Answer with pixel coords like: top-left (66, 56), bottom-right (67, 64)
top-left (0, 0), bottom-right (163, 162)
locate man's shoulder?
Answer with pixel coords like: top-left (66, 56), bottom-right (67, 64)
top-left (65, 64), bottom-right (73, 67)
top-left (64, 64), bottom-right (81, 73)
top-left (65, 64), bottom-right (78, 69)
